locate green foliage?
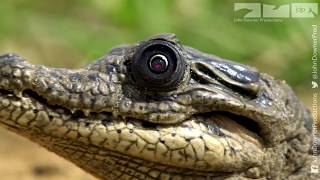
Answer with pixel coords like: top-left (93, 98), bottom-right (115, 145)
top-left (0, 0), bottom-right (318, 89)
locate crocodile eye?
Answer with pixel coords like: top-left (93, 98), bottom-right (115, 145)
top-left (149, 54), bottom-right (168, 73)
top-left (131, 40), bottom-right (186, 91)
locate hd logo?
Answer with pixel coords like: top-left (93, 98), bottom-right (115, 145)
top-left (234, 3), bottom-right (318, 18)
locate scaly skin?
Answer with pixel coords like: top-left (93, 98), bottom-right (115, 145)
top-left (0, 34), bottom-right (317, 179)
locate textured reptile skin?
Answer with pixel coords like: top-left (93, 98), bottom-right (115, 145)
top-left (0, 34), bottom-right (318, 179)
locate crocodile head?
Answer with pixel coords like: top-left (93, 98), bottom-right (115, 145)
top-left (0, 34), bottom-right (314, 179)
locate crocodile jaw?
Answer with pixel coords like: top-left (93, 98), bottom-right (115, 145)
top-left (0, 88), bottom-right (265, 179)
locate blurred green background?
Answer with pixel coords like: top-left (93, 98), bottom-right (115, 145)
top-left (0, 0), bottom-right (319, 100)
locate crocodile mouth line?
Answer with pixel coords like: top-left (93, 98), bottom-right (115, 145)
top-left (0, 88), bottom-right (264, 176)
top-left (0, 88), bottom-right (262, 139)
top-left (0, 89), bottom-right (240, 177)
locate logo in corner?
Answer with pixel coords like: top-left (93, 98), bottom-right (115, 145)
top-left (234, 3), bottom-right (318, 22)
top-left (234, 3), bottom-right (261, 18)
top-left (292, 3), bottom-right (318, 18)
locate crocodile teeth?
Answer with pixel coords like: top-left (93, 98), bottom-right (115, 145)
top-left (14, 90), bottom-right (23, 98)
top-left (83, 110), bottom-right (90, 117)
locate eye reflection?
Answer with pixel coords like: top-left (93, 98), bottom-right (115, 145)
top-left (149, 54), bottom-right (168, 73)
